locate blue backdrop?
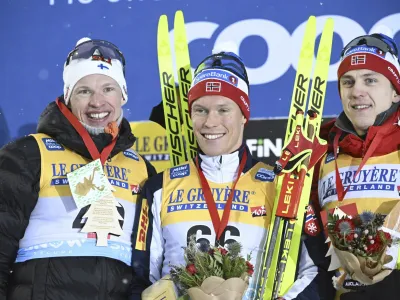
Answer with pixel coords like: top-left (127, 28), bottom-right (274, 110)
top-left (1, 0), bottom-right (399, 146)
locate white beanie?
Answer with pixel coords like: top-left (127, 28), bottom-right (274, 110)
top-left (63, 37), bottom-right (128, 105)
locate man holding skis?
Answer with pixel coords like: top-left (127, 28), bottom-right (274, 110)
top-left (313, 33), bottom-right (400, 299)
top-left (133, 50), bottom-right (333, 300)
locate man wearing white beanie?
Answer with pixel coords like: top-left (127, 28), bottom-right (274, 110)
top-left (63, 37), bottom-right (129, 135)
top-left (0, 38), bottom-right (155, 300)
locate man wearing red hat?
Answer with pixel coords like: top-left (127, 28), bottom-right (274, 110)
top-left (312, 33), bottom-right (400, 299)
top-left (133, 51), bottom-right (333, 300)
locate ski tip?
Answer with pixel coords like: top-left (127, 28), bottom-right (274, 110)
top-left (307, 15), bottom-right (316, 22)
top-left (158, 14), bottom-right (168, 23)
top-left (157, 14), bottom-right (168, 31)
top-left (174, 10), bottom-right (185, 28)
top-left (304, 15), bottom-right (317, 34)
top-left (324, 17), bottom-right (335, 27)
top-left (175, 10), bottom-right (184, 19)
top-left (321, 18), bottom-right (335, 37)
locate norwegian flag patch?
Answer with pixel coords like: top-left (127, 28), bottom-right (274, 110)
top-left (206, 81), bottom-right (221, 92)
top-left (351, 54), bottom-right (366, 65)
top-left (304, 205), bottom-right (320, 236)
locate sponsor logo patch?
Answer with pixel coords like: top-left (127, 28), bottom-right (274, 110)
top-left (255, 168), bottom-right (275, 182)
top-left (123, 150), bottom-right (139, 161)
top-left (170, 164), bottom-right (190, 179)
top-left (42, 138), bottom-right (64, 151)
top-left (251, 205), bottom-right (266, 217)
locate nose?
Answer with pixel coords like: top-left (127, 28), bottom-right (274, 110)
top-left (204, 111), bottom-right (220, 128)
top-left (350, 80), bottom-right (367, 99)
top-left (88, 92), bottom-right (105, 108)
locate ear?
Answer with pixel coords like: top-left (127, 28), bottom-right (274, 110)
top-left (121, 91), bottom-right (126, 105)
top-left (241, 114), bottom-right (247, 125)
top-left (392, 89), bottom-right (400, 103)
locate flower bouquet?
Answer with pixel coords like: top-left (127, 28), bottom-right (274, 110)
top-left (170, 235), bottom-right (254, 300)
top-left (327, 210), bottom-right (396, 285)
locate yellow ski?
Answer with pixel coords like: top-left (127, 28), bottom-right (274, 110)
top-left (174, 10), bottom-right (198, 161)
top-left (157, 14), bottom-right (186, 167)
top-left (257, 16), bottom-right (335, 299)
top-left (279, 18), bottom-right (334, 295)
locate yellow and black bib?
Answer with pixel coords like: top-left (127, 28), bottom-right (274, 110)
top-left (16, 133), bottom-right (149, 266)
top-left (158, 160), bottom-right (276, 299)
top-left (319, 150), bottom-right (400, 215)
top-left (318, 150), bottom-right (400, 297)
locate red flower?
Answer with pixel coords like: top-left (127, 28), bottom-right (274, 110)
top-left (218, 247), bottom-right (228, 256)
top-left (208, 249), bottom-right (215, 256)
top-left (376, 230), bottom-right (392, 244)
top-left (345, 233), bottom-right (355, 242)
top-left (385, 232), bottom-right (392, 244)
top-left (186, 264), bottom-right (197, 275)
top-left (334, 218), bottom-right (355, 237)
top-left (366, 242), bottom-right (382, 255)
top-left (367, 243), bottom-right (381, 254)
top-left (246, 261), bottom-right (254, 276)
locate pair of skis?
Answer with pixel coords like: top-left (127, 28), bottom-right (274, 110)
top-left (157, 11), bottom-right (197, 167)
top-left (256, 16), bottom-right (334, 299)
top-left (156, 11), bottom-right (335, 299)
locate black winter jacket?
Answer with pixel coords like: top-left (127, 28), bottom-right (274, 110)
top-left (0, 98), bottom-right (156, 300)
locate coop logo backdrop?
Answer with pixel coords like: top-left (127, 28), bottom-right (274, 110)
top-left (0, 0), bottom-right (399, 147)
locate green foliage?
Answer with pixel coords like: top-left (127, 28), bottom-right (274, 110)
top-left (169, 235), bottom-right (253, 295)
top-left (326, 210), bottom-right (397, 258)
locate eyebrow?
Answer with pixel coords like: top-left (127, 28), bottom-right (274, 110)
top-left (74, 85), bottom-right (91, 90)
top-left (192, 104), bottom-right (206, 109)
top-left (361, 72), bottom-right (378, 78)
top-left (75, 83), bottom-right (117, 89)
top-left (102, 82), bottom-right (118, 87)
top-left (192, 104), bottom-right (231, 109)
top-left (340, 72), bottom-right (379, 80)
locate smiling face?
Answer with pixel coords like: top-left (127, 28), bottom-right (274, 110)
top-left (339, 69), bottom-right (400, 135)
top-left (191, 95), bottom-right (246, 157)
top-left (69, 74), bottom-right (123, 128)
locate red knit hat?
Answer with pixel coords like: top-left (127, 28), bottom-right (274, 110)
top-left (338, 33), bottom-right (400, 94)
top-left (188, 51), bottom-right (250, 122)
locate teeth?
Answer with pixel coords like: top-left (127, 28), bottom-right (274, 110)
top-left (204, 134), bottom-right (224, 140)
top-left (89, 112), bottom-right (109, 119)
top-left (352, 105), bottom-right (370, 109)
